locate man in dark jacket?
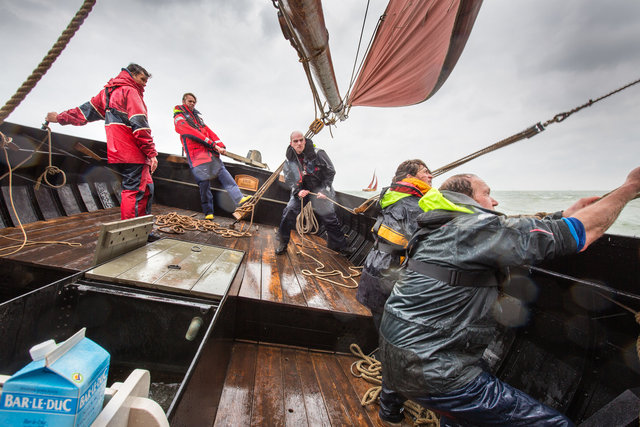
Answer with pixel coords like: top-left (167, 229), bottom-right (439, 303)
top-left (276, 130), bottom-right (350, 255)
top-left (46, 63), bottom-right (157, 220)
top-left (378, 168), bottom-right (640, 426)
top-left (357, 159), bottom-right (433, 329)
top-left (173, 93), bottom-right (248, 220)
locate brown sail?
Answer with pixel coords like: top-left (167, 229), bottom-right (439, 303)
top-left (349, 0), bottom-right (483, 107)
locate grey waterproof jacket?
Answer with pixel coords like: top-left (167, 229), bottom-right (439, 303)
top-left (379, 190), bottom-right (578, 396)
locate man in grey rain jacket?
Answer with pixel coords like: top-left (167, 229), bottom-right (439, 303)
top-left (378, 169), bottom-right (640, 426)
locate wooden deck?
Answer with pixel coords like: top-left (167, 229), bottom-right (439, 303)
top-left (0, 204), bottom-right (370, 316)
top-left (214, 341), bottom-right (384, 427)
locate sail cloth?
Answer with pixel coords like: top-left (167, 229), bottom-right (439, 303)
top-left (349, 0), bottom-right (483, 107)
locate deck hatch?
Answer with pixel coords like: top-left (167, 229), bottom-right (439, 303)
top-left (86, 238), bottom-right (244, 300)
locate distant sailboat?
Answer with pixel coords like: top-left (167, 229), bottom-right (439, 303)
top-left (362, 171), bottom-right (378, 192)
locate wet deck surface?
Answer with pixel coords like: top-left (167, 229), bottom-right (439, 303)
top-left (0, 205), bottom-right (369, 316)
top-left (215, 341), bottom-right (384, 427)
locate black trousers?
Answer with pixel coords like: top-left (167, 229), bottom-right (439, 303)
top-left (278, 194), bottom-right (347, 250)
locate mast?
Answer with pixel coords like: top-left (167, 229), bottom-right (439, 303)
top-left (277, 0), bottom-right (346, 120)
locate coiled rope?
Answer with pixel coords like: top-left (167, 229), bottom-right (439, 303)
top-left (294, 197), bottom-right (361, 288)
top-left (349, 343), bottom-right (439, 426)
top-left (34, 125), bottom-right (66, 190)
top-left (154, 212), bottom-right (253, 238)
top-left (0, 0), bottom-right (97, 126)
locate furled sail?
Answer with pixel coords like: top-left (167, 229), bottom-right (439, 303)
top-left (349, 0), bottom-right (483, 107)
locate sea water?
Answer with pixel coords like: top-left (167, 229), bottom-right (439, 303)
top-left (343, 190), bottom-right (640, 237)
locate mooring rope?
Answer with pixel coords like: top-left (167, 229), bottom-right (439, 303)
top-left (0, 0), bottom-right (97, 126)
top-left (349, 343), bottom-right (439, 426)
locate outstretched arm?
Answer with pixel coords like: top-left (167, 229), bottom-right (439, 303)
top-left (571, 167), bottom-right (640, 249)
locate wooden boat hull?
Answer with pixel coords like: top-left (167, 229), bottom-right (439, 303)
top-left (1, 122), bottom-right (639, 425)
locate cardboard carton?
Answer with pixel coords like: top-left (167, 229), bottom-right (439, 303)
top-left (0, 328), bottom-right (110, 427)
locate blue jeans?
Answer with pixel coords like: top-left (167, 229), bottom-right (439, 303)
top-left (190, 158), bottom-right (243, 215)
top-left (379, 372), bottom-right (573, 426)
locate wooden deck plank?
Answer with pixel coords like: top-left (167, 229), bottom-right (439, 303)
top-left (261, 230), bottom-right (283, 303)
top-left (238, 225), bottom-right (263, 300)
top-left (310, 351), bottom-right (354, 425)
top-left (290, 233), bottom-right (351, 313)
top-left (281, 348), bottom-right (310, 426)
top-left (214, 342), bottom-right (258, 427)
top-left (325, 355), bottom-right (375, 426)
top-left (336, 354), bottom-right (384, 426)
top-left (294, 350), bottom-right (332, 426)
top-left (250, 345), bottom-right (286, 426)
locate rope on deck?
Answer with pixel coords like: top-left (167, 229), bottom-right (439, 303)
top-left (294, 197), bottom-right (361, 288)
top-left (349, 344), bottom-right (439, 426)
top-left (154, 212), bottom-right (254, 238)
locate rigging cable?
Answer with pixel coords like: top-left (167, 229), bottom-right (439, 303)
top-left (431, 76), bottom-right (640, 177)
top-left (343, 2), bottom-right (385, 115)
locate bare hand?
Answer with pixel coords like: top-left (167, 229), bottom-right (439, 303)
top-left (216, 146), bottom-right (227, 155)
top-left (316, 192), bottom-right (327, 200)
top-left (563, 196), bottom-right (600, 217)
top-left (45, 112), bottom-right (59, 123)
top-left (150, 157), bottom-right (158, 174)
top-left (298, 189), bottom-right (310, 199)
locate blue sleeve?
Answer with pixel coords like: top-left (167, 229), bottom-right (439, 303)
top-left (562, 217), bottom-right (586, 252)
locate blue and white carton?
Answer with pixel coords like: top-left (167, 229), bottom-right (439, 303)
top-left (0, 328), bottom-right (110, 427)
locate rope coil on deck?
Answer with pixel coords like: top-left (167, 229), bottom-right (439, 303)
top-left (349, 344), bottom-right (439, 426)
top-left (294, 198), bottom-right (361, 288)
top-left (154, 212), bottom-right (253, 238)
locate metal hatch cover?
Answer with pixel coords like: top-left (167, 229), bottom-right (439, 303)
top-left (85, 238), bottom-right (244, 300)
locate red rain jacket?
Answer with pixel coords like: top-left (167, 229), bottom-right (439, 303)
top-left (173, 104), bottom-right (225, 167)
top-left (56, 69), bottom-right (157, 164)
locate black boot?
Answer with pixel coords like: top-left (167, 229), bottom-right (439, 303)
top-left (275, 241), bottom-right (288, 255)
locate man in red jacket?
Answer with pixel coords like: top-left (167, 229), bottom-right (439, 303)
top-left (46, 63), bottom-right (158, 220)
top-left (173, 93), bottom-right (248, 220)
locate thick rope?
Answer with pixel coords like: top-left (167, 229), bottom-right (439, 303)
top-left (349, 343), bottom-right (439, 426)
top-left (432, 77), bottom-right (640, 177)
top-left (0, 0), bottom-right (98, 125)
top-left (34, 126), bottom-right (66, 190)
top-left (154, 212), bottom-right (253, 238)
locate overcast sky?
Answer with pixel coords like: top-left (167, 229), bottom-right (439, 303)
top-left (1, 0), bottom-right (639, 191)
